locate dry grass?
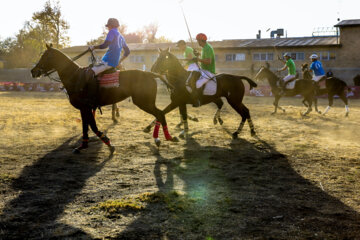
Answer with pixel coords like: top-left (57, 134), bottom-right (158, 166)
top-left (0, 91), bottom-right (360, 239)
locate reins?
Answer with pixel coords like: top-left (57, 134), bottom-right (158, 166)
top-left (44, 49), bottom-right (96, 82)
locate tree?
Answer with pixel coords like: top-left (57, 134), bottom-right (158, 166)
top-left (32, 0), bottom-right (70, 48)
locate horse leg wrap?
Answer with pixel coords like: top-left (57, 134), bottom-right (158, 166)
top-left (162, 125), bottom-right (172, 140)
top-left (248, 119), bottom-right (255, 131)
top-left (237, 121), bottom-right (246, 133)
top-left (96, 131), bottom-right (111, 146)
top-left (153, 121), bottom-right (161, 139)
top-left (79, 137), bottom-right (89, 149)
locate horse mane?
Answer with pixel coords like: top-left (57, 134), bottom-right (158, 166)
top-left (50, 47), bottom-right (81, 68)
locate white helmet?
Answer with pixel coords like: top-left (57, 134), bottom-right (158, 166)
top-left (310, 54), bottom-right (318, 59)
top-left (283, 52), bottom-right (291, 57)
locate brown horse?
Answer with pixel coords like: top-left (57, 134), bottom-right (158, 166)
top-left (149, 48), bottom-right (257, 139)
top-left (254, 66), bottom-right (315, 116)
top-left (31, 44), bottom-right (178, 153)
top-left (301, 63), bottom-right (350, 116)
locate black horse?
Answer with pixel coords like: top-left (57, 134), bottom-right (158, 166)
top-left (255, 66), bottom-right (315, 116)
top-left (148, 48), bottom-right (257, 139)
top-left (31, 44), bottom-right (178, 153)
top-left (301, 63), bottom-right (350, 116)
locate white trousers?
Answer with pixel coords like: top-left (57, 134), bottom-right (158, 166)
top-left (312, 75), bottom-right (326, 82)
top-left (91, 61), bottom-right (113, 76)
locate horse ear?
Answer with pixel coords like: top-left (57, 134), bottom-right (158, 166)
top-left (158, 48), bottom-right (162, 53)
top-left (165, 47), bottom-right (170, 52)
top-left (50, 43), bottom-right (53, 48)
top-left (46, 44), bottom-right (50, 49)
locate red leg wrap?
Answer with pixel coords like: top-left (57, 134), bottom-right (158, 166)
top-left (96, 131), bottom-right (111, 146)
top-left (162, 125), bottom-right (172, 140)
top-left (153, 121), bottom-right (161, 138)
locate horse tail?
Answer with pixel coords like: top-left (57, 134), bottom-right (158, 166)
top-left (239, 76), bottom-right (258, 90)
top-left (150, 72), bottom-right (174, 90)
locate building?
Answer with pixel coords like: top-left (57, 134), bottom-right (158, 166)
top-left (62, 19), bottom-right (360, 85)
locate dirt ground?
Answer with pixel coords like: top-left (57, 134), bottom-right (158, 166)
top-left (0, 91), bottom-right (360, 239)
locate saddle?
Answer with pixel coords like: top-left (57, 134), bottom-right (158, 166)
top-left (97, 68), bottom-right (120, 88)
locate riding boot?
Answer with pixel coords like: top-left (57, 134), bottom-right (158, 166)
top-left (189, 73), bottom-right (201, 107)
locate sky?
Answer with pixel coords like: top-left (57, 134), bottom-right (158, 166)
top-left (0, 0), bottom-right (358, 46)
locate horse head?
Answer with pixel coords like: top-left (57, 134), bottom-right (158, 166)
top-left (254, 65), bottom-right (269, 81)
top-left (301, 63), bottom-right (312, 80)
top-left (31, 44), bottom-right (56, 78)
top-left (151, 47), bottom-right (181, 74)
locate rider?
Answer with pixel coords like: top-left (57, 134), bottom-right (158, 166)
top-left (176, 40), bottom-right (198, 71)
top-left (190, 33), bottom-right (216, 107)
top-left (85, 18), bottom-right (130, 106)
top-left (309, 54), bottom-right (326, 94)
top-left (277, 52), bottom-right (296, 94)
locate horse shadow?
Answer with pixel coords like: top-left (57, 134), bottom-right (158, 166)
top-left (0, 136), bottom-right (113, 239)
top-left (114, 135), bottom-right (360, 239)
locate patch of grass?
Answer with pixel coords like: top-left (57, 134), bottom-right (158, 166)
top-left (93, 191), bottom-right (195, 215)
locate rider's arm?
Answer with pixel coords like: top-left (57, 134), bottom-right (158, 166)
top-left (119, 44), bottom-right (130, 64)
top-left (197, 57), bottom-right (211, 65)
top-left (94, 40), bottom-right (111, 50)
top-left (278, 64), bottom-right (287, 72)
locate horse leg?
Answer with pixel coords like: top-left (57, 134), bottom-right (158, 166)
top-left (86, 107), bottom-right (115, 154)
top-left (302, 98), bottom-right (309, 108)
top-left (178, 104), bottom-right (189, 139)
top-left (144, 101), bottom-right (179, 133)
top-left (272, 95), bottom-right (283, 114)
top-left (137, 102), bottom-right (178, 147)
top-left (323, 94), bottom-right (334, 115)
top-left (226, 98), bottom-right (255, 139)
top-left (111, 103), bottom-right (118, 124)
top-left (339, 92), bottom-right (349, 117)
top-left (302, 96), bottom-right (313, 116)
top-left (213, 98), bottom-right (224, 125)
top-left (314, 97), bottom-right (321, 114)
top-left (73, 109), bottom-right (90, 154)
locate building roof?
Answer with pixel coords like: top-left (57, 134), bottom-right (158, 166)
top-left (334, 19), bottom-right (360, 27)
top-left (63, 36), bottom-right (339, 53)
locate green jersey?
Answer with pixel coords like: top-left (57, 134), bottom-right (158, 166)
top-left (286, 58), bottom-right (296, 75)
top-left (201, 42), bottom-right (216, 74)
top-left (184, 46), bottom-right (196, 66)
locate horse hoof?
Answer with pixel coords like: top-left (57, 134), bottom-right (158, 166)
top-left (232, 132), bottom-right (238, 139)
top-left (192, 117), bottom-right (199, 122)
top-left (317, 111), bottom-right (322, 114)
top-left (73, 148), bottom-right (81, 154)
top-left (345, 112), bottom-right (349, 117)
top-left (218, 118), bottom-right (224, 125)
top-left (282, 109), bottom-right (286, 113)
top-left (171, 136), bottom-right (179, 142)
top-left (175, 123), bottom-right (182, 129)
top-left (155, 138), bottom-right (161, 147)
top-left (213, 118), bottom-right (218, 125)
top-left (112, 119), bottom-right (118, 124)
top-left (143, 126), bottom-right (151, 133)
top-left (251, 130), bottom-right (256, 137)
top-left (271, 112), bottom-right (276, 115)
top-left (109, 145), bottom-right (116, 155)
top-left (179, 131), bottom-right (185, 139)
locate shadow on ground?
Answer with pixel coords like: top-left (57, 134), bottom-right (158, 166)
top-left (113, 135), bottom-right (360, 239)
top-left (0, 136), bottom-right (112, 239)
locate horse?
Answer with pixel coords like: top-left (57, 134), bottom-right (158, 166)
top-left (31, 44), bottom-right (178, 153)
top-left (148, 48), bottom-right (257, 139)
top-left (301, 63), bottom-right (350, 116)
top-left (254, 66), bottom-right (315, 116)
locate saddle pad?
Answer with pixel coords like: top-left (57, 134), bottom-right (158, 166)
top-left (186, 77), bottom-right (217, 96)
top-left (97, 71), bottom-right (119, 88)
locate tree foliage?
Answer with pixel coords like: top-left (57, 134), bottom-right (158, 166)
top-left (0, 0), bottom-right (70, 68)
